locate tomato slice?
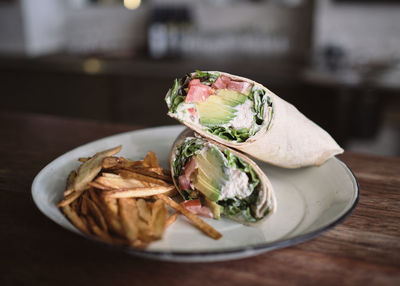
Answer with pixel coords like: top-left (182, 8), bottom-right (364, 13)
top-left (185, 80), bottom-right (213, 103)
top-left (181, 199), bottom-right (202, 209)
top-left (181, 200), bottom-right (213, 218)
top-left (187, 107), bottom-right (196, 116)
top-left (188, 79), bottom-right (201, 88)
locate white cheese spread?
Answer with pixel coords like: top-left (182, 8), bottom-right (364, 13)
top-left (220, 169), bottom-right (250, 199)
top-left (176, 103), bottom-right (199, 125)
top-left (230, 100), bottom-right (255, 130)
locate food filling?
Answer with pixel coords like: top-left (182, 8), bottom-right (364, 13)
top-left (166, 71), bottom-right (273, 142)
top-left (173, 138), bottom-right (265, 222)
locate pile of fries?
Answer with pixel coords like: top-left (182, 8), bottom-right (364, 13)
top-left (57, 145), bottom-right (221, 249)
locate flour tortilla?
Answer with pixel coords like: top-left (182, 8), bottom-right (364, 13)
top-left (166, 71), bottom-right (343, 168)
top-left (170, 128), bottom-right (276, 224)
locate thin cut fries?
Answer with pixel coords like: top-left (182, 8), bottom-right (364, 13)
top-left (166, 212), bottom-right (178, 228)
top-left (58, 146), bottom-right (222, 249)
top-left (157, 194), bottom-right (222, 240)
top-left (102, 186), bottom-right (175, 198)
top-left (143, 151), bottom-right (159, 168)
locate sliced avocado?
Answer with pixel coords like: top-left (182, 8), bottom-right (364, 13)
top-left (204, 198), bottom-right (223, 219)
top-left (216, 89), bottom-right (247, 106)
top-left (194, 169), bottom-right (220, 201)
top-left (197, 89), bottom-right (247, 127)
top-left (192, 147), bottom-right (229, 202)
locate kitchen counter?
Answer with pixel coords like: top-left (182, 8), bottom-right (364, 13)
top-left (1, 111), bottom-right (399, 286)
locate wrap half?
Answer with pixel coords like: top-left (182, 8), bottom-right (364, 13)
top-left (170, 128), bottom-right (275, 224)
top-left (165, 70), bottom-right (343, 168)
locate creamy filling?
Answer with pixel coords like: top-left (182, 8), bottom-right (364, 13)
top-left (176, 103), bottom-right (199, 125)
top-left (230, 100), bottom-right (255, 130)
top-left (220, 169), bottom-right (250, 200)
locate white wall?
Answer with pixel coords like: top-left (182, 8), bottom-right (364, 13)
top-left (315, 0), bottom-right (400, 63)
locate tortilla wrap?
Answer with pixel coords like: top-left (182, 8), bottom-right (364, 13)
top-left (170, 128), bottom-right (276, 224)
top-left (166, 71), bottom-right (343, 168)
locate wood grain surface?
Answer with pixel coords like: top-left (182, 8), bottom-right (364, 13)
top-left (1, 111), bottom-right (399, 286)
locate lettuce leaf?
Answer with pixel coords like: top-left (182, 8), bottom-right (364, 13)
top-left (192, 70), bottom-right (220, 84)
top-left (207, 127), bottom-right (251, 143)
top-left (249, 86), bottom-right (268, 125)
top-left (168, 78), bottom-right (185, 113)
top-left (172, 139), bottom-right (203, 181)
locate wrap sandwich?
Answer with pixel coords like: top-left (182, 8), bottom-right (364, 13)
top-left (170, 128), bottom-right (275, 224)
top-left (165, 70), bottom-right (343, 168)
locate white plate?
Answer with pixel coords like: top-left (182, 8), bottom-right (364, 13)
top-left (32, 125), bottom-right (359, 262)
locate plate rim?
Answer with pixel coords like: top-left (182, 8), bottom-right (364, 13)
top-left (31, 125), bottom-right (359, 261)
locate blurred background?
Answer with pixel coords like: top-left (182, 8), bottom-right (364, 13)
top-left (0, 0), bottom-right (399, 156)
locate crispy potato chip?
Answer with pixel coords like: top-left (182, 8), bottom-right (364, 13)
top-left (87, 216), bottom-right (113, 243)
top-left (157, 194), bottom-right (222, 240)
top-left (136, 219), bottom-right (153, 243)
top-left (74, 145), bottom-right (121, 192)
top-left (118, 198), bottom-right (139, 243)
top-left (126, 167), bottom-right (172, 183)
top-left (116, 169), bottom-right (169, 187)
top-left (66, 170), bottom-right (77, 189)
top-left (61, 205), bottom-right (90, 234)
top-left (88, 188), bottom-right (102, 207)
top-left (94, 175), bottom-right (147, 189)
top-left (143, 151), bottom-right (159, 168)
top-left (81, 193), bottom-right (88, 215)
top-left (86, 197), bottom-right (108, 231)
top-left (70, 196), bottom-right (79, 211)
top-left (102, 157), bottom-right (120, 169)
top-left (59, 146), bottom-right (221, 249)
top-left (99, 196), bottom-right (124, 237)
top-left (102, 156), bottom-right (143, 170)
top-left (102, 186), bottom-right (175, 198)
top-left (137, 198), bottom-right (152, 223)
top-left (78, 157), bottom-right (90, 163)
top-left (57, 189), bottom-right (86, 207)
top-left (166, 212), bottom-right (178, 228)
top-left (163, 169), bottom-right (172, 177)
top-left (88, 181), bottom-right (110, 191)
top-left (150, 200), bottom-right (167, 239)
top-left (63, 170), bottom-right (77, 196)
top-left (101, 172), bottom-right (120, 178)
top-left (63, 189), bottom-right (74, 196)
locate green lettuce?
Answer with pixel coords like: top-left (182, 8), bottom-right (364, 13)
top-left (207, 127), bottom-right (251, 143)
top-left (192, 70), bottom-right (220, 84)
top-left (168, 78), bottom-right (185, 113)
top-left (172, 138), bottom-right (203, 177)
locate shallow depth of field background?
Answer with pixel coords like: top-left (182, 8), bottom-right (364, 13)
top-left (1, 0), bottom-right (399, 156)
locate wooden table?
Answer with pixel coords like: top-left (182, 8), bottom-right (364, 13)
top-left (1, 111), bottom-right (399, 286)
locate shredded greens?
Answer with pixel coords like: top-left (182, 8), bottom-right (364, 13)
top-left (173, 138), bottom-right (203, 178)
top-left (249, 86), bottom-right (267, 125)
top-left (168, 78), bottom-right (185, 113)
top-left (207, 127), bottom-right (251, 143)
top-left (192, 70), bottom-right (220, 84)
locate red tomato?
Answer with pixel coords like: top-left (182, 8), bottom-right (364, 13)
top-left (181, 200), bottom-right (213, 218)
top-left (181, 199), bottom-right (202, 209)
top-left (185, 80), bottom-right (213, 103)
top-left (188, 79), bottom-right (201, 88)
top-left (187, 107), bottom-right (197, 116)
